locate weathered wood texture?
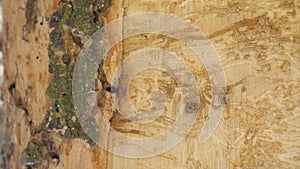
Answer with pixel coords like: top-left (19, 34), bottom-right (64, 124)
top-left (2, 0), bottom-right (300, 169)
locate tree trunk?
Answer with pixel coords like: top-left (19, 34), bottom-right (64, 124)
top-left (2, 0), bottom-right (299, 169)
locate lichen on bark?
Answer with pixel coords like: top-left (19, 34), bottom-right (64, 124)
top-left (46, 0), bottom-right (106, 140)
top-left (22, 0), bottom-right (110, 165)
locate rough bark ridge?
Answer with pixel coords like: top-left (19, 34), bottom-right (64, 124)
top-left (2, 0), bottom-right (300, 169)
top-left (2, 0), bottom-right (111, 168)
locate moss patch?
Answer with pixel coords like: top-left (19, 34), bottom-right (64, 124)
top-left (21, 0), bottom-right (110, 165)
top-left (21, 141), bottom-right (47, 165)
top-left (46, 0), bottom-right (109, 140)
top-left (21, 132), bottom-right (59, 166)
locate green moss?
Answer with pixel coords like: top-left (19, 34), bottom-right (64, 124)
top-left (21, 0), bottom-right (110, 165)
top-left (21, 142), bottom-right (47, 165)
top-left (67, 0), bottom-right (105, 35)
top-left (46, 0), bottom-right (109, 142)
